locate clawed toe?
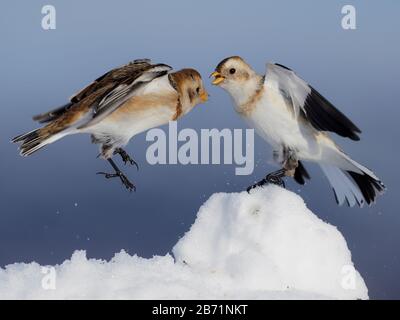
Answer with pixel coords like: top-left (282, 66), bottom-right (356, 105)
top-left (246, 169), bottom-right (286, 193)
top-left (97, 172), bottom-right (117, 179)
top-left (116, 148), bottom-right (139, 171)
top-left (119, 174), bottom-right (136, 192)
top-left (246, 178), bottom-right (268, 193)
top-left (97, 171), bottom-right (136, 192)
top-left (266, 175), bottom-right (286, 188)
top-left (125, 158), bottom-right (139, 171)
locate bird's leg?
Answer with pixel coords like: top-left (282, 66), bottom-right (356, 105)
top-left (247, 168), bottom-right (286, 192)
top-left (97, 158), bottom-right (136, 192)
top-left (114, 148), bottom-right (139, 170)
top-left (247, 148), bottom-right (299, 193)
top-left (282, 150), bottom-right (298, 178)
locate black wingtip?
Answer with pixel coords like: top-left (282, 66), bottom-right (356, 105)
top-left (304, 87), bottom-right (362, 141)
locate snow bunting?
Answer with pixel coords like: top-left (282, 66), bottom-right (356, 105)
top-left (13, 59), bottom-right (208, 191)
top-left (211, 56), bottom-right (385, 207)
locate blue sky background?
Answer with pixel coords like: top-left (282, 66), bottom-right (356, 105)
top-left (0, 0), bottom-right (399, 299)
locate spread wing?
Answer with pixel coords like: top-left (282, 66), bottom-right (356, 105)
top-left (264, 63), bottom-right (361, 141)
top-left (33, 59), bottom-right (173, 128)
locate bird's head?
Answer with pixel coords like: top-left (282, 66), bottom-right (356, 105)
top-left (211, 56), bottom-right (261, 106)
top-left (170, 68), bottom-right (208, 113)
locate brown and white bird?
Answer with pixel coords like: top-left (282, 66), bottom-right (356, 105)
top-left (211, 56), bottom-right (385, 207)
top-left (13, 59), bottom-right (208, 191)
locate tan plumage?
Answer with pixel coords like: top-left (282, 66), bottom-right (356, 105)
top-left (12, 59), bottom-right (208, 190)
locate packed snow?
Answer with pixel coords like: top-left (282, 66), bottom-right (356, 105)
top-left (0, 186), bottom-right (368, 299)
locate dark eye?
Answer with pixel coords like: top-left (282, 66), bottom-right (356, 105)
top-left (229, 68), bottom-right (236, 74)
top-left (196, 87), bottom-right (200, 94)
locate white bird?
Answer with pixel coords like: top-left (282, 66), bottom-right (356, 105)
top-left (13, 59), bottom-right (208, 191)
top-left (211, 56), bottom-right (385, 207)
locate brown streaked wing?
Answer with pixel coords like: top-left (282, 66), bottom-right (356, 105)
top-left (32, 59), bottom-right (165, 124)
top-left (77, 63), bottom-right (173, 129)
top-left (70, 59), bottom-right (154, 103)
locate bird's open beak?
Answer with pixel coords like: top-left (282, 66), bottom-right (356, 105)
top-left (210, 71), bottom-right (225, 85)
top-left (200, 91), bottom-right (209, 102)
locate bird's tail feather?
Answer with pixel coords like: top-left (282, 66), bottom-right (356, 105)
top-left (12, 127), bottom-right (67, 156)
top-left (320, 156), bottom-right (385, 207)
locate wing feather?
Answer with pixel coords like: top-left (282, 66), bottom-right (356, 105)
top-left (265, 63), bottom-right (361, 140)
top-left (32, 59), bottom-right (173, 129)
top-left (32, 102), bottom-right (73, 123)
top-left (78, 63), bottom-right (172, 129)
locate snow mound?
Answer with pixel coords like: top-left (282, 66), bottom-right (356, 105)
top-left (0, 186), bottom-right (368, 299)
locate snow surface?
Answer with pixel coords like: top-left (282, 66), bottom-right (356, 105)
top-left (0, 186), bottom-right (368, 299)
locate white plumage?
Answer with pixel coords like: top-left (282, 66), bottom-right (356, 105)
top-left (212, 56), bottom-right (385, 207)
top-left (82, 75), bottom-right (177, 150)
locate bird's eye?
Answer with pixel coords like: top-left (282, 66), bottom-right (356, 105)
top-left (229, 68), bottom-right (236, 74)
top-left (196, 87), bottom-right (200, 94)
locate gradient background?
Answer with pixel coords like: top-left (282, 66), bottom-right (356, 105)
top-left (0, 0), bottom-right (399, 299)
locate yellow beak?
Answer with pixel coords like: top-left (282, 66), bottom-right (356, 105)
top-left (200, 91), bottom-right (209, 102)
top-left (210, 71), bottom-right (225, 85)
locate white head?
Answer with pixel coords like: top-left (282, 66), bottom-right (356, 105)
top-left (211, 56), bottom-right (262, 106)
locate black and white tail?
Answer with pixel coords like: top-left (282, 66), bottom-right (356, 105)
top-left (320, 155), bottom-right (386, 207)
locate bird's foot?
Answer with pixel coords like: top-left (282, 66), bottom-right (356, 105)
top-left (266, 170), bottom-right (286, 188)
top-left (97, 171), bottom-right (136, 192)
top-left (115, 148), bottom-right (139, 170)
top-left (246, 169), bottom-right (286, 193)
top-left (246, 178), bottom-right (269, 193)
